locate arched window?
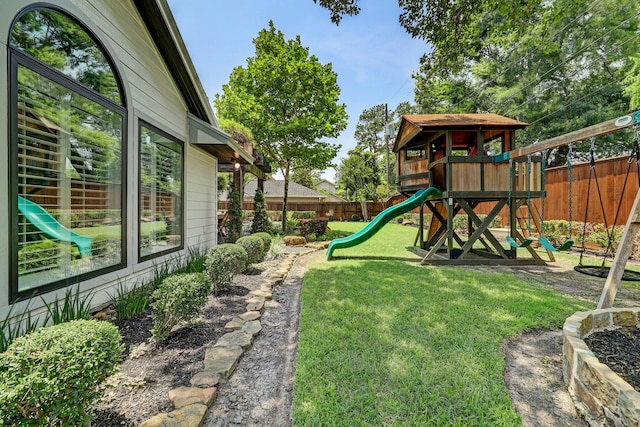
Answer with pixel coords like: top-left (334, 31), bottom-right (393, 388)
top-left (9, 6), bottom-right (126, 300)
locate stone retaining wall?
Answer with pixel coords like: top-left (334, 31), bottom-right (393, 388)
top-left (563, 308), bottom-right (640, 426)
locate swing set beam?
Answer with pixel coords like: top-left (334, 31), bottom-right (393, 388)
top-left (500, 112), bottom-right (639, 161)
top-left (499, 110), bottom-right (640, 308)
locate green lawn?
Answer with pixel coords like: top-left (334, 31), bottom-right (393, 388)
top-left (293, 222), bottom-right (593, 426)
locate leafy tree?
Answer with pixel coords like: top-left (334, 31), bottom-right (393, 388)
top-left (215, 21), bottom-right (347, 233)
top-left (290, 165), bottom-right (322, 188)
top-left (336, 147), bottom-right (381, 201)
top-left (251, 187), bottom-right (271, 234)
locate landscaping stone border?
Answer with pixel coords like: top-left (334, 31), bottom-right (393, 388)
top-left (139, 247), bottom-right (317, 427)
top-left (563, 308), bottom-right (640, 426)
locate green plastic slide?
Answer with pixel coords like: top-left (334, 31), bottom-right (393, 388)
top-left (18, 196), bottom-right (93, 258)
top-left (326, 187), bottom-right (442, 260)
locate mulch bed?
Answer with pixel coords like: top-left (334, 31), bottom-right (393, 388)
top-left (91, 285), bottom-right (250, 426)
top-left (584, 326), bottom-right (640, 391)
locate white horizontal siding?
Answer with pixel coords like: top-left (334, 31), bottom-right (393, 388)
top-left (0, 0), bottom-right (221, 317)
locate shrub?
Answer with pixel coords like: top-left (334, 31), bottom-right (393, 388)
top-left (226, 185), bottom-right (243, 243)
top-left (151, 272), bottom-right (211, 344)
top-left (91, 235), bottom-right (121, 261)
top-left (351, 214), bottom-right (361, 222)
top-left (300, 219), bottom-right (328, 238)
top-left (206, 244), bottom-right (248, 293)
top-left (0, 319), bottom-right (122, 426)
top-left (236, 235), bottom-right (265, 266)
top-left (253, 232), bottom-right (272, 257)
top-left (251, 188), bottom-right (271, 234)
top-left (18, 240), bottom-right (61, 273)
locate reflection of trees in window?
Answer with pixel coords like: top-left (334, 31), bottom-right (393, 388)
top-left (11, 8), bottom-right (121, 104)
top-left (10, 7), bottom-right (125, 299)
top-left (139, 124), bottom-right (183, 260)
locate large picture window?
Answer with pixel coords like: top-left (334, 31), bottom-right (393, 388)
top-left (9, 7), bottom-right (126, 299)
top-left (139, 123), bottom-right (183, 260)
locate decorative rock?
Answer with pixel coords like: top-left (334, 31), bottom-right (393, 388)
top-left (190, 371), bottom-right (220, 388)
top-left (215, 331), bottom-right (253, 349)
top-left (224, 317), bottom-right (245, 330)
top-left (139, 403), bottom-right (207, 427)
top-left (241, 320), bottom-right (262, 337)
top-left (239, 311), bottom-right (261, 321)
top-left (246, 296), bottom-right (265, 312)
top-left (250, 289), bottom-right (272, 300)
top-left (169, 386), bottom-right (217, 409)
top-left (283, 235), bottom-right (306, 246)
top-left (204, 345), bottom-right (243, 379)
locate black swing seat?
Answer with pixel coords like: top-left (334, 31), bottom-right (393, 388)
top-left (505, 236), bottom-right (532, 248)
top-left (539, 237), bottom-right (574, 252)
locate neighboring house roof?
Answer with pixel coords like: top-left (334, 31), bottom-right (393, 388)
top-left (245, 180), bottom-right (326, 200)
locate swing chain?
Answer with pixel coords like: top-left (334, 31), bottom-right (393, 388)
top-left (632, 124), bottom-right (640, 165)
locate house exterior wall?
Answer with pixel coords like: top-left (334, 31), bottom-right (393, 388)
top-left (0, 0), bottom-right (218, 318)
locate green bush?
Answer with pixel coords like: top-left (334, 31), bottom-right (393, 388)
top-left (300, 219), bottom-right (328, 238)
top-left (0, 319), bottom-right (122, 426)
top-left (206, 244), bottom-right (248, 293)
top-left (236, 235), bottom-right (264, 266)
top-left (351, 214), bottom-right (361, 221)
top-left (253, 232), bottom-right (272, 257)
top-left (251, 188), bottom-right (271, 234)
top-left (290, 211), bottom-right (316, 219)
top-left (91, 235), bottom-right (121, 261)
top-left (151, 272), bottom-right (211, 344)
top-left (18, 240), bottom-right (61, 273)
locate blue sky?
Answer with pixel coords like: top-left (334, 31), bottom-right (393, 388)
top-left (166, 0), bottom-right (428, 180)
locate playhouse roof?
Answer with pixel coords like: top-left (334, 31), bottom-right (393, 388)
top-left (393, 113), bottom-right (528, 152)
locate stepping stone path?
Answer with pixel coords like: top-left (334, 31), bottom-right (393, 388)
top-left (139, 247), bottom-right (317, 427)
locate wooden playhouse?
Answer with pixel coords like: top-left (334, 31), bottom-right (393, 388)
top-left (393, 113), bottom-right (547, 265)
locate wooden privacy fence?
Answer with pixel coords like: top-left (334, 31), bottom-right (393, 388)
top-left (475, 154), bottom-right (640, 227)
top-left (220, 154), bottom-right (640, 227)
top-left (218, 200), bottom-right (389, 221)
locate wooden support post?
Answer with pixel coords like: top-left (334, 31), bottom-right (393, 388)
top-left (598, 187), bottom-right (640, 308)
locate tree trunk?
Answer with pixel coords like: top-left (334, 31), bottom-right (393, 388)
top-left (281, 162), bottom-right (290, 233)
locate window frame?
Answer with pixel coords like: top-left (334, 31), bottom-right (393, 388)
top-left (8, 5), bottom-right (127, 302)
top-left (138, 120), bottom-right (185, 263)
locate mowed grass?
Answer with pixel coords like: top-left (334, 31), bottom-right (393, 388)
top-left (293, 222), bottom-right (593, 426)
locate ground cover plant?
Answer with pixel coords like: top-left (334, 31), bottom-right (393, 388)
top-left (293, 222), bottom-right (593, 425)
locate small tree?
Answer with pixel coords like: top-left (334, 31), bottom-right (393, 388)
top-left (226, 184), bottom-right (243, 243)
top-left (251, 187), bottom-right (270, 234)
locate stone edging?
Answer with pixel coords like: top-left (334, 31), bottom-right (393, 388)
top-left (139, 247), bottom-right (317, 427)
top-left (563, 307), bottom-right (640, 426)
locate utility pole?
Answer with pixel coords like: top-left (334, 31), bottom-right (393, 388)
top-left (385, 104), bottom-right (390, 194)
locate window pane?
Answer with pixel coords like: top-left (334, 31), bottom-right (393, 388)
top-left (11, 9), bottom-right (121, 104)
top-left (17, 65), bottom-right (123, 292)
top-left (140, 125), bottom-right (183, 258)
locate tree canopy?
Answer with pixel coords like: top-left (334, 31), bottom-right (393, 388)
top-left (316, 0), bottom-right (640, 166)
top-left (215, 21), bottom-right (348, 231)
